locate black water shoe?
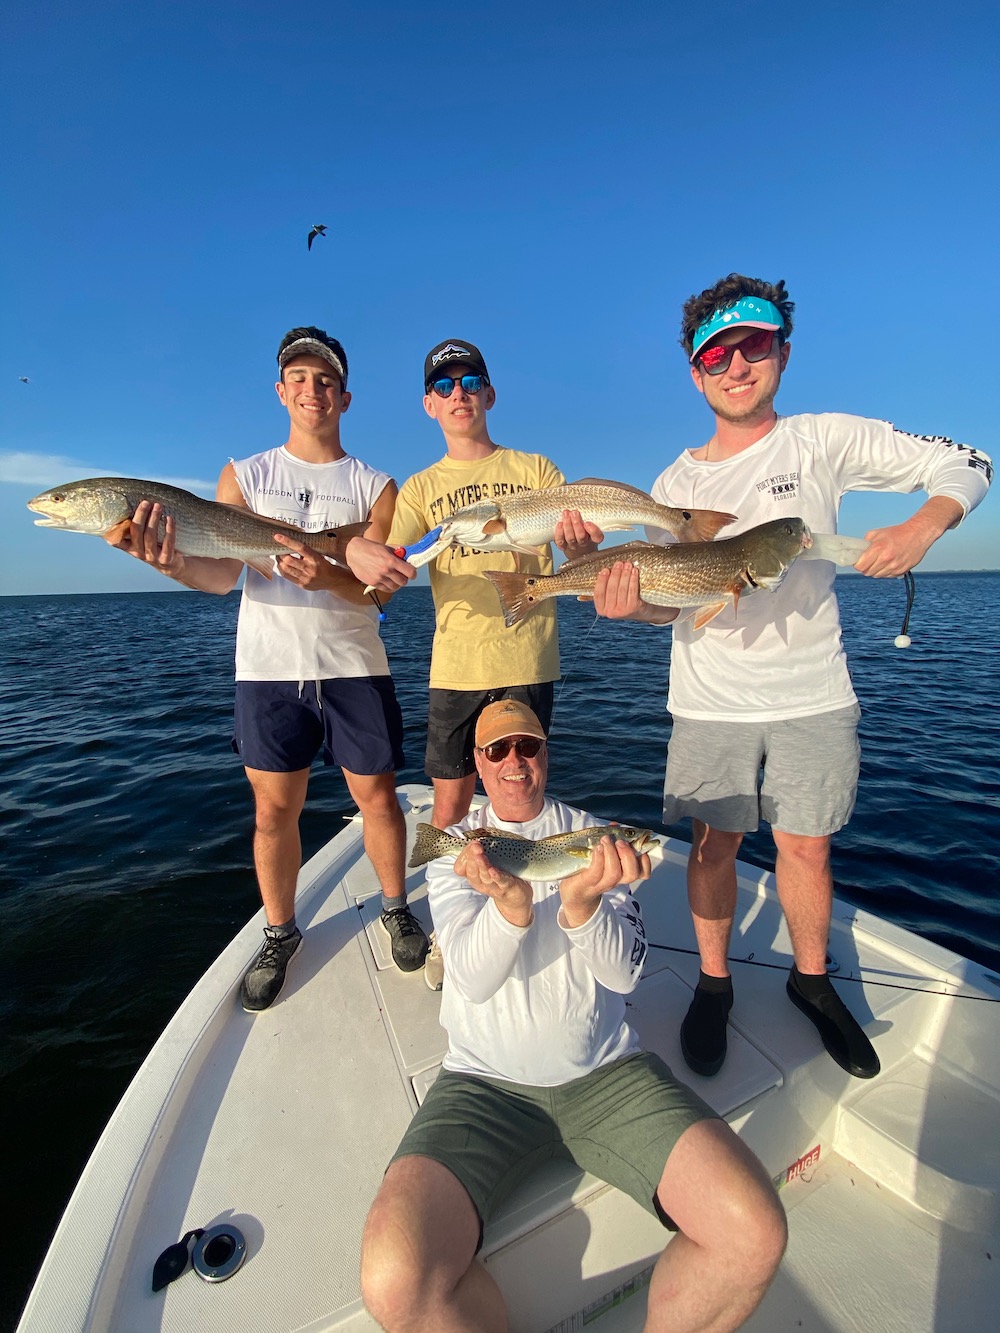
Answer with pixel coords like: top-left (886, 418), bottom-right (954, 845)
top-left (380, 905), bottom-right (430, 972)
top-left (680, 975), bottom-right (734, 1077)
top-left (240, 926), bottom-right (303, 1012)
top-left (786, 967), bottom-right (880, 1079)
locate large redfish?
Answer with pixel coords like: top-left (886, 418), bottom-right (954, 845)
top-left (405, 478), bottom-right (736, 568)
top-left (27, 476), bottom-right (367, 578)
top-left (483, 517), bottom-right (813, 630)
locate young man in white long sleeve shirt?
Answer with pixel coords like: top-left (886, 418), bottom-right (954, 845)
top-left (594, 274), bottom-right (993, 1084)
top-left (361, 700), bottom-right (787, 1333)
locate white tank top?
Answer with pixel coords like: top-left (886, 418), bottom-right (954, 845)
top-left (232, 446), bottom-right (391, 681)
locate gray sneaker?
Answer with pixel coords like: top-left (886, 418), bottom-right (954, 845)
top-left (240, 926), bottom-right (303, 1012)
top-left (424, 931), bottom-right (444, 991)
top-left (379, 905), bottom-right (429, 972)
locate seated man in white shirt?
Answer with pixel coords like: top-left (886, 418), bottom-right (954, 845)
top-left (360, 700), bottom-right (787, 1333)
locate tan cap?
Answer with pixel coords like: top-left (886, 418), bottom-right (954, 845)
top-left (475, 699), bottom-right (547, 749)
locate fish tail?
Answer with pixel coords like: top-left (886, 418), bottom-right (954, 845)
top-left (672, 508), bottom-right (739, 543)
top-left (482, 570), bottom-right (540, 627)
top-left (408, 822), bottom-right (462, 868)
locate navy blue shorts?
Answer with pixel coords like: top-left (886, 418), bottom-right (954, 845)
top-left (232, 678), bottom-right (405, 775)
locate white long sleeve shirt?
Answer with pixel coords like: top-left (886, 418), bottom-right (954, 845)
top-left (650, 413), bottom-right (992, 722)
top-left (427, 798), bottom-right (648, 1086)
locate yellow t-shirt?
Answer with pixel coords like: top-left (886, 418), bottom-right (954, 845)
top-left (388, 447), bottom-right (563, 690)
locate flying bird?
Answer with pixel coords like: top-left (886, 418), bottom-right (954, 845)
top-left (19, 376), bottom-right (29, 383)
top-left (307, 223), bottom-right (327, 251)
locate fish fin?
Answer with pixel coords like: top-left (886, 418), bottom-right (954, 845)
top-left (503, 538), bottom-right (547, 557)
top-left (559, 539), bottom-right (656, 573)
top-left (563, 847), bottom-right (593, 861)
top-left (672, 509), bottom-right (739, 543)
top-left (215, 501), bottom-right (289, 524)
top-left (482, 570), bottom-right (534, 626)
top-left (690, 600), bottom-right (730, 630)
top-left (408, 821), bottom-right (458, 868)
top-left (470, 827), bottom-right (531, 841)
top-left (245, 557), bottom-right (275, 579)
top-left (482, 518), bottom-right (508, 536)
top-left (570, 477), bottom-right (656, 499)
top-left (102, 519), bottom-right (132, 545)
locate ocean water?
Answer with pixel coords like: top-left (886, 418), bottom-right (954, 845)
top-left (3, 574), bottom-right (1000, 1328)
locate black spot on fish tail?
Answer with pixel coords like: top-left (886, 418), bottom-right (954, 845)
top-left (482, 570), bottom-right (534, 627)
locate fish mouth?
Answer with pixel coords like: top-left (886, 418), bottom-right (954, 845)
top-left (801, 525), bottom-right (814, 550)
top-left (438, 521), bottom-right (492, 549)
top-left (634, 831), bottom-right (660, 853)
top-left (32, 517), bottom-right (60, 527)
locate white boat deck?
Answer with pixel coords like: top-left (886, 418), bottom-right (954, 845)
top-left (17, 785), bottom-right (1000, 1332)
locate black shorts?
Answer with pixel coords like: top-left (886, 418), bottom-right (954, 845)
top-left (425, 683), bottom-right (555, 780)
top-left (232, 677), bottom-right (405, 774)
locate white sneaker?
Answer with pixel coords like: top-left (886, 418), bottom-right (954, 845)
top-left (424, 931), bottom-right (444, 991)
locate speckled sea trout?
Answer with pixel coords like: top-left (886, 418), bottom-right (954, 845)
top-left (405, 479), bottom-right (736, 567)
top-left (483, 517), bottom-right (813, 631)
top-left (27, 477), bottom-right (368, 578)
top-left (408, 822), bottom-right (661, 879)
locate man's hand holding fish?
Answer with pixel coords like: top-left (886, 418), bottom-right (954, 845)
top-left (112, 496), bottom-right (241, 596)
top-left (552, 506), bottom-right (604, 564)
top-left (270, 529), bottom-right (414, 601)
top-left (454, 831), bottom-right (651, 930)
top-left (452, 839), bottom-right (535, 927)
top-left (591, 558), bottom-right (679, 626)
top-left (557, 835), bottom-right (652, 928)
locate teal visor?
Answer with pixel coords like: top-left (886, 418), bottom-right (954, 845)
top-left (690, 297), bottom-right (783, 361)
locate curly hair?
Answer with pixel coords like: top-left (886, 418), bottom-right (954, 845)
top-left (680, 275), bottom-right (795, 356)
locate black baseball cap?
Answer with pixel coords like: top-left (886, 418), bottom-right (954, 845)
top-left (277, 326), bottom-right (348, 387)
top-left (423, 339), bottom-right (489, 388)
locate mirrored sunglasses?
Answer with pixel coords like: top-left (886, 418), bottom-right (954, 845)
top-left (479, 736), bottom-right (545, 763)
top-left (429, 374), bottom-right (486, 398)
top-left (697, 328), bottom-right (777, 376)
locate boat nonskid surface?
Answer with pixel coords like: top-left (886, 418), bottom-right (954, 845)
top-left (17, 785), bottom-right (1000, 1332)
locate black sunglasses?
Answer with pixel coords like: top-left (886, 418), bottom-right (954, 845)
top-left (478, 736), bottom-right (545, 763)
top-left (696, 328), bottom-right (778, 376)
top-left (428, 374), bottom-right (487, 398)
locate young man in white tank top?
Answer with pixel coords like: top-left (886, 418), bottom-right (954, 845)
top-left (111, 326), bottom-right (429, 1007)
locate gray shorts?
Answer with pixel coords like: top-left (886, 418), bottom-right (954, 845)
top-left (662, 704), bottom-right (862, 836)
top-left (390, 1052), bottom-right (717, 1246)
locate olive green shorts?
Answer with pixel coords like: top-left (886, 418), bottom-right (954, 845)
top-left (391, 1051), bottom-right (718, 1244)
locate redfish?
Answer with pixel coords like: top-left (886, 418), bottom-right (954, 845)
top-left (28, 477), bottom-right (367, 578)
top-left (483, 517), bottom-right (813, 631)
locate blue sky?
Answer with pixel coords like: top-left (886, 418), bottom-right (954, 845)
top-left (2, 0), bottom-right (997, 595)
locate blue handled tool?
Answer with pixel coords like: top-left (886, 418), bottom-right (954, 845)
top-left (400, 525), bottom-right (444, 560)
top-left (365, 525), bottom-right (446, 617)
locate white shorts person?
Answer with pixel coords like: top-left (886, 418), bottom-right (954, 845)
top-left (662, 704), bottom-right (862, 836)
